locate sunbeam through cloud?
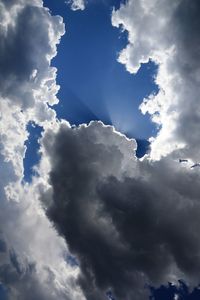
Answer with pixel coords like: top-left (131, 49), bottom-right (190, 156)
top-left (1, 0), bottom-right (200, 300)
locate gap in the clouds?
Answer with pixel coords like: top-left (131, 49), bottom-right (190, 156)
top-left (23, 122), bottom-right (42, 182)
top-left (44, 0), bottom-right (159, 158)
top-left (105, 282), bottom-right (200, 300)
top-left (0, 284), bottom-right (8, 300)
top-left (149, 281), bottom-right (200, 300)
top-left (106, 290), bottom-right (115, 300)
top-left (66, 254), bottom-right (79, 267)
top-left (135, 139), bottom-right (150, 158)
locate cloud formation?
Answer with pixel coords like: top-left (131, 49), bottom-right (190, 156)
top-left (41, 121), bottom-right (200, 300)
top-left (1, 0), bottom-right (200, 299)
top-left (37, 2), bottom-right (200, 299)
top-left (0, 0), bottom-right (64, 120)
top-left (112, 0), bottom-right (200, 161)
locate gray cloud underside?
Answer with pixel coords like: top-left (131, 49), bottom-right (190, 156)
top-left (41, 121), bottom-right (200, 300)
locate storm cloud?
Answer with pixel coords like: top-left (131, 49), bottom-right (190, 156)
top-left (41, 121), bottom-right (200, 300)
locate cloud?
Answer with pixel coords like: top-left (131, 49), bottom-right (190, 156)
top-left (112, 0), bottom-right (200, 161)
top-left (0, 0), bottom-right (64, 121)
top-left (0, 0), bottom-right (85, 299)
top-left (34, 3), bottom-right (200, 298)
top-left (40, 121), bottom-right (200, 300)
top-left (1, 0), bottom-right (200, 299)
top-left (66, 0), bottom-right (85, 11)
top-left (0, 185), bottom-right (83, 300)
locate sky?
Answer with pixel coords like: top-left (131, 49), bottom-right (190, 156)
top-left (1, 0), bottom-right (200, 300)
top-left (24, 0), bottom-right (159, 181)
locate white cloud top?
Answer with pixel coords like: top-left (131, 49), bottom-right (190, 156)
top-left (112, 0), bottom-right (200, 161)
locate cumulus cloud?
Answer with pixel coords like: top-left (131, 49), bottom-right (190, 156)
top-left (40, 121), bottom-right (200, 300)
top-left (112, 0), bottom-right (200, 161)
top-left (0, 0), bottom-right (84, 299)
top-left (35, 2), bottom-right (200, 299)
top-left (0, 0), bottom-right (64, 121)
top-left (0, 181), bottom-right (84, 300)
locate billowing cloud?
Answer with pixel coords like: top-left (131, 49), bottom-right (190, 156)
top-left (0, 0), bottom-right (64, 121)
top-left (112, 0), bottom-right (200, 161)
top-left (36, 1), bottom-right (200, 299)
top-left (1, 0), bottom-right (200, 299)
top-left (0, 0), bottom-right (84, 299)
top-left (40, 121), bottom-right (200, 300)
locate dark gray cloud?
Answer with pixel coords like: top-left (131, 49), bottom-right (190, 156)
top-left (41, 121), bottom-right (200, 300)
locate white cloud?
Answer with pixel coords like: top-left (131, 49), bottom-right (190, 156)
top-left (0, 0), bottom-right (65, 123)
top-left (0, 0), bottom-right (85, 299)
top-left (1, 0), bottom-right (200, 299)
top-left (112, 0), bottom-right (200, 161)
top-left (66, 0), bottom-right (85, 11)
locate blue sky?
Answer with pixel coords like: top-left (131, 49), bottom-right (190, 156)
top-left (1, 0), bottom-right (200, 299)
top-left (45, 0), bottom-right (158, 138)
top-left (24, 0), bottom-right (158, 181)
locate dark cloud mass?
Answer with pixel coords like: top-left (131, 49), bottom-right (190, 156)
top-left (42, 121), bottom-right (200, 300)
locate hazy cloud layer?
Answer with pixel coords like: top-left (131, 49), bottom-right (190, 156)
top-left (112, 0), bottom-right (200, 161)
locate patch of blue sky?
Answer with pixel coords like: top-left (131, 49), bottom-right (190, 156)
top-left (149, 281), bottom-right (200, 300)
top-left (44, 0), bottom-right (159, 140)
top-left (66, 254), bottom-right (79, 267)
top-left (106, 290), bottom-right (116, 300)
top-left (24, 0), bottom-right (159, 182)
top-left (0, 284), bottom-right (8, 300)
top-left (23, 122), bottom-right (42, 182)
